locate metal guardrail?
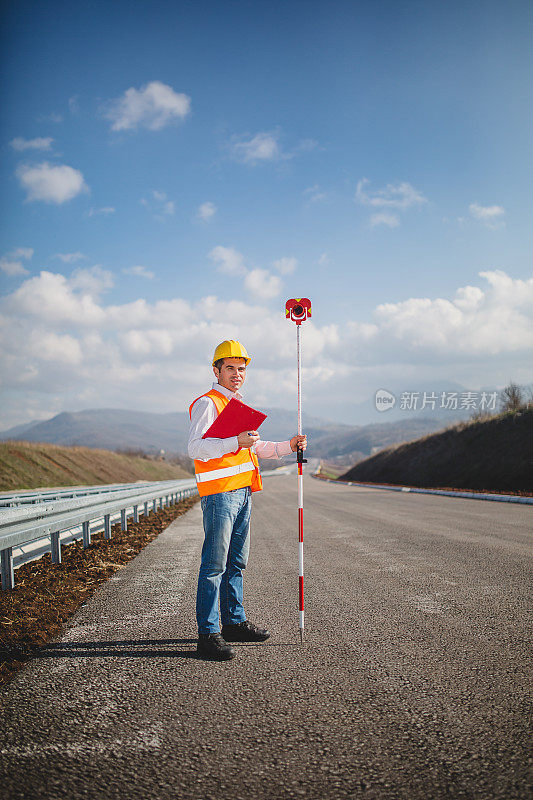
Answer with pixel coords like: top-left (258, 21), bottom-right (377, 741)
top-left (0, 479), bottom-right (184, 508)
top-left (312, 473), bottom-right (533, 504)
top-left (0, 468), bottom-right (293, 591)
top-left (0, 479), bottom-right (198, 591)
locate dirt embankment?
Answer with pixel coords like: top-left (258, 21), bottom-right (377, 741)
top-left (0, 440), bottom-right (192, 492)
top-left (340, 408), bottom-right (533, 494)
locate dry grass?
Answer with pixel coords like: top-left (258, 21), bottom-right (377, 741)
top-left (340, 407), bottom-right (533, 494)
top-left (317, 462), bottom-right (354, 479)
top-left (0, 439), bottom-right (191, 492)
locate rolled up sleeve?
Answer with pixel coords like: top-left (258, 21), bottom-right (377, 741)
top-left (254, 439), bottom-right (293, 459)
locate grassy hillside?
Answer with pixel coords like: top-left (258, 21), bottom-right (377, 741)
top-left (339, 407), bottom-right (533, 494)
top-left (0, 440), bottom-right (192, 492)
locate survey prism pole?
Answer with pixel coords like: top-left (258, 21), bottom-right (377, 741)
top-left (285, 298), bottom-right (312, 644)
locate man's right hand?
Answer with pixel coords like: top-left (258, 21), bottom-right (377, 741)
top-left (237, 430), bottom-right (260, 448)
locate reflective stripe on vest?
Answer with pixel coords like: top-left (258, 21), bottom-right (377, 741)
top-left (195, 460), bottom-right (255, 483)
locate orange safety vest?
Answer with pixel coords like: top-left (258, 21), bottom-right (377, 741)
top-left (189, 388), bottom-right (263, 498)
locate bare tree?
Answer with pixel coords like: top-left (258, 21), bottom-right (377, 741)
top-left (499, 382), bottom-right (524, 412)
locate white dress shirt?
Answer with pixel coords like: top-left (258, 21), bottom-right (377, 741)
top-left (188, 382), bottom-right (293, 462)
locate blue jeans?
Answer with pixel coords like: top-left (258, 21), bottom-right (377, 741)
top-left (196, 486), bottom-right (252, 635)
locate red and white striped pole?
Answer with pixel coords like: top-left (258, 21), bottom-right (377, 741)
top-left (296, 322), bottom-right (305, 643)
top-left (285, 298), bottom-right (312, 644)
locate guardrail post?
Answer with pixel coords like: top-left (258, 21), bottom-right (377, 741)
top-left (82, 521), bottom-right (91, 548)
top-left (144, 501), bottom-right (148, 517)
top-left (104, 514), bottom-right (111, 540)
top-left (158, 497), bottom-right (163, 510)
top-left (121, 509), bottom-right (127, 531)
top-left (1, 547), bottom-right (14, 591)
top-left (133, 505), bottom-right (139, 523)
top-left (152, 499), bottom-right (157, 513)
top-left (50, 530), bottom-right (61, 564)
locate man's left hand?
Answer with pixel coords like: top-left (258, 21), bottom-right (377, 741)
top-left (290, 434), bottom-right (307, 452)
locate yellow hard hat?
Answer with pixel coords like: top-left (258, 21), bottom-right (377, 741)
top-left (212, 339), bottom-right (251, 366)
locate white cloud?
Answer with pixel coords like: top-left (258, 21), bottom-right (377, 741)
top-left (0, 247), bottom-right (33, 277)
top-left (68, 95), bottom-right (80, 115)
top-left (304, 185), bottom-right (328, 203)
top-left (38, 332), bottom-right (82, 364)
top-left (370, 212), bottom-right (400, 228)
top-left (231, 131), bottom-right (282, 164)
top-left (369, 270), bottom-right (533, 357)
top-left (104, 81), bottom-right (191, 132)
top-left (197, 201), bottom-right (217, 221)
top-left (469, 203), bottom-right (506, 228)
top-left (209, 246), bottom-right (285, 298)
top-left (70, 265), bottom-right (114, 297)
top-left (10, 247), bottom-right (33, 260)
top-left (123, 265), bottom-right (155, 279)
top-left (272, 257), bottom-right (298, 275)
top-left (296, 139), bottom-right (319, 154)
top-left (1, 268), bottom-right (531, 429)
top-left (141, 190), bottom-right (174, 218)
top-left (16, 162), bottom-right (88, 204)
top-left (39, 112), bottom-right (63, 124)
top-left (4, 271), bottom-right (106, 326)
top-left (87, 206), bottom-right (115, 217)
top-left (230, 130), bottom-right (318, 165)
top-left (10, 137), bottom-right (53, 152)
top-left (53, 252), bottom-right (85, 264)
top-left (209, 246), bottom-right (247, 276)
top-left (244, 269), bottom-right (282, 300)
top-left (356, 178), bottom-right (427, 209)
top-left (152, 190), bottom-right (174, 215)
top-left (317, 253), bottom-right (331, 267)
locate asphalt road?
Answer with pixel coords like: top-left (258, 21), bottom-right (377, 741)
top-left (1, 477), bottom-right (531, 800)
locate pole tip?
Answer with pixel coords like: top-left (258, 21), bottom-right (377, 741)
top-left (299, 629), bottom-right (304, 645)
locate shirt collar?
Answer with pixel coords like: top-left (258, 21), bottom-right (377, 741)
top-left (212, 381), bottom-right (243, 401)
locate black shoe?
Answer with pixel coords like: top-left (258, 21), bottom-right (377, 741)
top-left (197, 633), bottom-right (236, 661)
top-left (221, 620), bottom-right (271, 642)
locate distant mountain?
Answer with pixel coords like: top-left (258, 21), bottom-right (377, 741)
top-left (0, 406), bottom-right (460, 461)
top-left (0, 419), bottom-right (41, 439)
top-left (309, 416), bottom-right (464, 463)
top-left (0, 409), bottom-right (190, 453)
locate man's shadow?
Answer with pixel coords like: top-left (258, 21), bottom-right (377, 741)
top-left (24, 637), bottom-right (294, 662)
top-left (32, 638), bottom-right (202, 660)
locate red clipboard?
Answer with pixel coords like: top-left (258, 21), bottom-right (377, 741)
top-left (202, 397), bottom-right (267, 439)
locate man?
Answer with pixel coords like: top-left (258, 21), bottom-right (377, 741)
top-left (188, 339), bottom-right (307, 661)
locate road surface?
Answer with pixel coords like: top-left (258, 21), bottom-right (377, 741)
top-left (1, 477), bottom-right (531, 799)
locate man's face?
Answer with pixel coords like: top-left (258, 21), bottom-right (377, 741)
top-left (213, 357), bottom-right (247, 393)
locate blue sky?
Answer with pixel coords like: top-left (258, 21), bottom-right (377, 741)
top-left (1, 0), bottom-right (532, 429)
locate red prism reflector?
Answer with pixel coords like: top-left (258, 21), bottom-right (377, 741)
top-left (285, 298), bottom-right (312, 325)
